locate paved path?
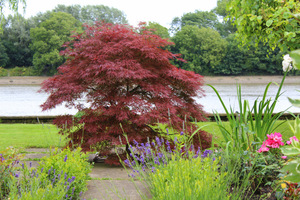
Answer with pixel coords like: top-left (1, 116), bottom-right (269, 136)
top-left (19, 148), bottom-right (151, 200)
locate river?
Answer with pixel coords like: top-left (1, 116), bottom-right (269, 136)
top-left (0, 83), bottom-right (299, 116)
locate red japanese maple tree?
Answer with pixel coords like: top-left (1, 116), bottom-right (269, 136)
top-left (40, 22), bottom-right (211, 164)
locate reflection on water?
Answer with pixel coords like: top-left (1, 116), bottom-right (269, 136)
top-left (0, 83), bottom-right (299, 116)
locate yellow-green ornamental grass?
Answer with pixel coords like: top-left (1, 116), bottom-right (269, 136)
top-left (148, 156), bottom-right (230, 200)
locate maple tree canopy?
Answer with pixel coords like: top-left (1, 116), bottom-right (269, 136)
top-left (40, 22), bottom-right (211, 164)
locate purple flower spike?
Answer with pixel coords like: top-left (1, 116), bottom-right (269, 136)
top-left (72, 187), bottom-right (75, 195)
top-left (15, 173), bottom-right (19, 178)
top-left (201, 149), bottom-right (213, 158)
top-left (79, 191), bottom-right (83, 197)
top-left (71, 176), bottom-right (76, 182)
top-left (22, 163), bottom-right (24, 169)
top-left (155, 137), bottom-right (161, 146)
top-left (48, 169), bottom-right (51, 176)
top-left (174, 137), bottom-right (178, 144)
top-left (41, 167), bottom-right (44, 173)
top-left (151, 167), bottom-right (155, 173)
top-left (180, 131), bottom-right (184, 136)
top-left (133, 140), bottom-right (139, 146)
top-left (64, 155), bottom-right (68, 162)
top-left (29, 162), bottom-right (32, 167)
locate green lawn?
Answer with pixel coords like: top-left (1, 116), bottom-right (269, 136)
top-left (0, 124), bottom-right (67, 151)
top-left (0, 120), bottom-right (295, 151)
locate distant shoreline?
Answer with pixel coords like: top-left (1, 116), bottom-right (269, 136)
top-left (0, 75), bottom-right (299, 85)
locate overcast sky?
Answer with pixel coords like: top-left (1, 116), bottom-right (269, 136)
top-left (5, 0), bottom-right (218, 28)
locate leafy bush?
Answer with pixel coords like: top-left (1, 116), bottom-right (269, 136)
top-left (7, 163), bottom-right (68, 200)
top-left (0, 67), bottom-right (8, 77)
top-left (37, 148), bottom-right (92, 199)
top-left (122, 133), bottom-right (253, 200)
top-left (9, 66), bottom-right (37, 76)
top-left (0, 147), bottom-right (21, 199)
top-left (6, 148), bottom-right (91, 200)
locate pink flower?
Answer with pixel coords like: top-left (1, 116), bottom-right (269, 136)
top-left (257, 142), bottom-right (270, 153)
top-left (281, 156), bottom-right (287, 159)
top-left (257, 132), bottom-right (285, 153)
top-left (265, 132), bottom-right (284, 147)
top-left (286, 136), bottom-right (299, 145)
top-left (270, 143), bottom-right (279, 148)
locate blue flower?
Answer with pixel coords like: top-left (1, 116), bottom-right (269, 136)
top-left (64, 155), bottom-right (68, 162)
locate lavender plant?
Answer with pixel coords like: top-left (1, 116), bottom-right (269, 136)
top-left (121, 134), bottom-right (252, 199)
top-left (37, 147), bottom-right (92, 199)
top-left (7, 147), bottom-right (91, 200)
top-left (0, 147), bottom-right (21, 199)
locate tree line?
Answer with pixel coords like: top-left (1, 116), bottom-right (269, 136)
top-left (0, 1), bottom-right (298, 76)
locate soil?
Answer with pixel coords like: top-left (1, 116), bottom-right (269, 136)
top-left (0, 75), bottom-right (299, 85)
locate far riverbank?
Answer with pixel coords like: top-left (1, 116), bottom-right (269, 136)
top-left (0, 75), bottom-right (299, 85)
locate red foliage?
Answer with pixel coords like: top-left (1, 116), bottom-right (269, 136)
top-left (40, 22), bottom-right (211, 159)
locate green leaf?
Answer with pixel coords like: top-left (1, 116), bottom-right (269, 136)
top-left (281, 146), bottom-right (300, 156)
top-left (266, 19), bottom-right (273, 27)
top-left (289, 49), bottom-right (300, 70)
top-left (288, 97), bottom-right (300, 108)
top-left (281, 159), bottom-right (300, 183)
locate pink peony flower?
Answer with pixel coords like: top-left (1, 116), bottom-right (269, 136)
top-left (281, 156), bottom-right (287, 159)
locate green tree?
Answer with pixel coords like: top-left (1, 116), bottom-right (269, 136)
top-left (170, 11), bottom-right (219, 34)
top-left (212, 0), bottom-right (236, 37)
top-left (1, 14), bottom-right (34, 68)
top-left (227, 0), bottom-right (299, 52)
top-left (0, 0), bottom-right (26, 29)
top-left (172, 25), bottom-right (227, 74)
top-left (30, 12), bottom-right (82, 75)
top-left (0, 40), bottom-right (8, 67)
top-left (144, 21), bottom-right (170, 39)
top-left (212, 34), bottom-right (285, 75)
top-left (53, 4), bottom-right (128, 25)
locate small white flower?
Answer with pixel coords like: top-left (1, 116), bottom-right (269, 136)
top-left (283, 54), bottom-right (293, 62)
top-left (282, 54), bottom-right (293, 72)
top-left (282, 60), bottom-right (293, 72)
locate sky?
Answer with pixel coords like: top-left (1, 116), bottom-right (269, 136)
top-left (5, 0), bottom-right (218, 29)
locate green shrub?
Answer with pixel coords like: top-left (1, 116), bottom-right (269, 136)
top-left (8, 166), bottom-right (67, 200)
top-left (149, 156), bottom-right (230, 200)
top-left (0, 147), bottom-right (21, 199)
top-left (37, 148), bottom-right (92, 199)
top-left (0, 67), bottom-right (8, 77)
top-left (9, 66), bottom-right (37, 76)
